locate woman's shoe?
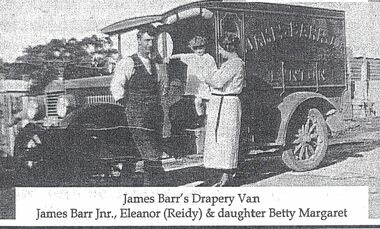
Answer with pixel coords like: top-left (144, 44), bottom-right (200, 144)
top-left (217, 173), bottom-right (234, 187)
top-left (200, 168), bottom-right (222, 187)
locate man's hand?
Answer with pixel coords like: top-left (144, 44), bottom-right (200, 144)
top-left (162, 86), bottom-right (170, 96)
top-left (163, 57), bottom-right (171, 64)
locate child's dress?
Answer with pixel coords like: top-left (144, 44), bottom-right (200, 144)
top-left (179, 53), bottom-right (217, 115)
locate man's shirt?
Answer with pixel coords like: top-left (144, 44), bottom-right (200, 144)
top-left (110, 54), bottom-right (166, 101)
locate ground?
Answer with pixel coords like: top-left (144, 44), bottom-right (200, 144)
top-left (1, 117), bottom-right (380, 220)
top-left (238, 117), bottom-right (380, 219)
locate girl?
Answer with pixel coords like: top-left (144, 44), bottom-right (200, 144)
top-left (169, 36), bottom-right (217, 117)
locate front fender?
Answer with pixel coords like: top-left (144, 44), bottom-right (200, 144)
top-left (13, 123), bottom-right (46, 158)
top-left (60, 103), bottom-right (139, 159)
top-left (61, 103), bottom-right (127, 129)
top-left (276, 92), bottom-right (336, 145)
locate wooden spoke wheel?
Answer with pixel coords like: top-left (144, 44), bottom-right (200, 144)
top-left (282, 108), bottom-right (328, 171)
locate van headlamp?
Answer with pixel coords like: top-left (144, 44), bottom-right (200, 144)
top-left (56, 96), bottom-right (69, 118)
top-left (26, 100), bottom-right (39, 120)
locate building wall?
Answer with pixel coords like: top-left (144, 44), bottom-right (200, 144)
top-left (368, 79), bottom-right (380, 115)
top-left (0, 79), bottom-right (29, 157)
top-left (368, 59), bottom-right (380, 115)
top-left (349, 57), bottom-right (380, 117)
top-left (0, 94), bottom-right (26, 157)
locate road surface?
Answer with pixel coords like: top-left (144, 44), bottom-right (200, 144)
top-left (239, 118), bottom-right (380, 219)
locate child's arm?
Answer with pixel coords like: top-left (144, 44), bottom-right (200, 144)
top-left (169, 54), bottom-right (185, 60)
top-left (164, 53), bottom-right (192, 64)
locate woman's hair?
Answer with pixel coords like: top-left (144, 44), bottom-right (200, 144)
top-left (220, 34), bottom-right (240, 53)
top-left (188, 36), bottom-right (207, 50)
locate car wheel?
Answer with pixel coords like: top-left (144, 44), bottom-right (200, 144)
top-left (282, 108), bottom-right (328, 172)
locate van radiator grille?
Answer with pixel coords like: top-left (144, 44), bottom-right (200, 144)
top-left (46, 91), bottom-right (65, 118)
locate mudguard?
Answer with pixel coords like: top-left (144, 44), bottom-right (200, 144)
top-left (60, 103), bottom-right (140, 159)
top-left (275, 92), bottom-right (336, 145)
top-left (61, 103), bottom-right (128, 129)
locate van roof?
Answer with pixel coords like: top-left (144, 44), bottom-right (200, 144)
top-left (101, 1), bottom-right (345, 35)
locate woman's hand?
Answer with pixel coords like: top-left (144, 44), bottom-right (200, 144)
top-left (204, 76), bottom-right (211, 85)
top-left (204, 68), bottom-right (218, 86)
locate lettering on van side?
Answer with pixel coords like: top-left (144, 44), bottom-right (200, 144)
top-left (245, 21), bottom-right (344, 52)
top-left (267, 62), bottom-right (328, 83)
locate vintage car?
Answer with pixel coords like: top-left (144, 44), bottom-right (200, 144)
top-left (13, 1), bottom-right (348, 184)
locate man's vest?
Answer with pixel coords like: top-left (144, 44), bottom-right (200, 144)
top-left (125, 54), bottom-right (163, 130)
top-left (125, 54), bottom-right (159, 100)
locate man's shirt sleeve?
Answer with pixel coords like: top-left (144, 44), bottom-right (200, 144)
top-left (110, 57), bottom-right (134, 101)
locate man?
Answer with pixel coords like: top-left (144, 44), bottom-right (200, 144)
top-left (110, 24), bottom-right (166, 186)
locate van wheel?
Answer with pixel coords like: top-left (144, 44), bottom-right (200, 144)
top-left (282, 108), bottom-right (328, 172)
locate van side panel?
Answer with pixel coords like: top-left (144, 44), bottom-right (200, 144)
top-left (244, 9), bottom-right (346, 91)
top-left (233, 6), bottom-right (346, 144)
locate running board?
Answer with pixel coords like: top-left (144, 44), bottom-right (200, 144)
top-left (162, 154), bottom-right (203, 171)
top-left (98, 145), bottom-right (283, 173)
top-left (248, 148), bottom-right (281, 155)
top-left (161, 146), bottom-right (284, 171)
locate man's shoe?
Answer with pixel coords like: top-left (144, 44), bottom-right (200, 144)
top-left (132, 172), bottom-right (144, 187)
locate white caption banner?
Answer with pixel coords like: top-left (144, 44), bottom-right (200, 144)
top-left (9, 186), bottom-right (369, 226)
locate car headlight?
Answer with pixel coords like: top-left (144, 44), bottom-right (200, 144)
top-left (26, 100), bottom-right (39, 120)
top-left (56, 96), bottom-right (69, 118)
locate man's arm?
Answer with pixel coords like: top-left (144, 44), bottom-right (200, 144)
top-left (110, 57), bottom-right (134, 102)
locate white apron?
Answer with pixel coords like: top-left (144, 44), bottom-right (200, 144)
top-left (203, 94), bottom-right (241, 169)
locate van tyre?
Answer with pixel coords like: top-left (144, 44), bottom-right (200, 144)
top-left (282, 108), bottom-right (328, 172)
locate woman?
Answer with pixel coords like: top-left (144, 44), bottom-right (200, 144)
top-left (203, 35), bottom-right (245, 186)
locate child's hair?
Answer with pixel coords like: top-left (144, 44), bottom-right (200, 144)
top-left (188, 36), bottom-right (207, 50)
top-left (220, 34), bottom-right (240, 53)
